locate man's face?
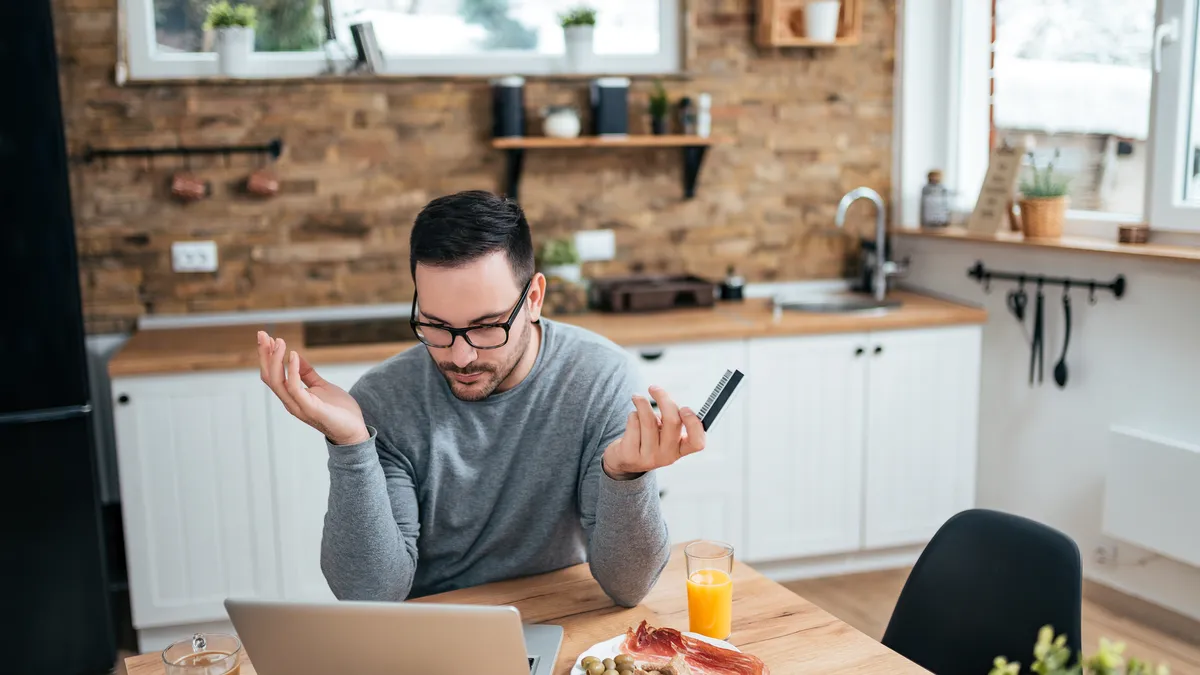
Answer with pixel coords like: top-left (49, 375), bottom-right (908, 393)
top-left (413, 252), bottom-right (541, 401)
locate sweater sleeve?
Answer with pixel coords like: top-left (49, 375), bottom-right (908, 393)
top-left (319, 387), bottom-right (422, 601)
top-left (578, 356), bottom-right (671, 607)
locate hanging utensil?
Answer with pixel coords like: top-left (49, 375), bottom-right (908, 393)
top-left (1030, 282), bottom-right (1045, 386)
top-left (1054, 286), bottom-right (1072, 388)
top-left (1006, 281), bottom-right (1027, 323)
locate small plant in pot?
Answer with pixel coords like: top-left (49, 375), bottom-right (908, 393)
top-left (205, 1), bottom-right (257, 77)
top-left (1018, 150), bottom-right (1071, 239)
top-left (559, 5), bottom-right (597, 72)
top-left (649, 80), bottom-right (670, 135)
top-left (538, 237), bottom-right (582, 284)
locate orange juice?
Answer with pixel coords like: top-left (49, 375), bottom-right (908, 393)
top-left (687, 568), bottom-right (733, 640)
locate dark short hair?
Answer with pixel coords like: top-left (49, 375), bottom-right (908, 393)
top-left (409, 190), bottom-right (535, 285)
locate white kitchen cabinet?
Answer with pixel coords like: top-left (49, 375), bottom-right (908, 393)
top-left (744, 326), bottom-right (982, 562)
top-left (111, 371), bottom-right (280, 629)
top-left (267, 363), bottom-right (375, 602)
top-left (745, 333), bottom-right (868, 562)
top-left (862, 326), bottom-right (981, 548)
top-left (628, 340), bottom-right (748, 553)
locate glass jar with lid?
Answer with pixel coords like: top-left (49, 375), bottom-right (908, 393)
top-left (919, 170), bottom-right (951, 228)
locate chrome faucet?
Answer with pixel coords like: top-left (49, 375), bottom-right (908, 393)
top-left (835, 187), bottom-right (902, 301)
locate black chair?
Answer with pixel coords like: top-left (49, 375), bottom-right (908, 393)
top-left (881, 509), bottom-right (1083, 675)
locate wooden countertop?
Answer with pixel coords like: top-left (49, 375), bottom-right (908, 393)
top-left (108, 291), bottom-right (986, 377)
top-left (124, 544), bottom-right (927, 675)
top-left (895, 227), bottom-right (1200, 264)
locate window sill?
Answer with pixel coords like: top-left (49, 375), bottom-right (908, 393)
top-left (894, 227), bottom-right (1200, 265)
top-left (116, 70), bottom-right (697, 87)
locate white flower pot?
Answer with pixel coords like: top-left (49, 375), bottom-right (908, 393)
top-left (804, 0), bottom-right (842, 42)
top-left (215, 26), bottom-right (255, 77)
top-left (543, 264), bottom-right (582, 283)
top-left (563, 25), bottom-right (594, 72)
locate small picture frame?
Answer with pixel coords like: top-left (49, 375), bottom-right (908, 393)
top-left (349, 21), bottom-right (385, 74)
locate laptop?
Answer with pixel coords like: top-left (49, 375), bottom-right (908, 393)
top-left (224, 598), bottom-right (563, 675)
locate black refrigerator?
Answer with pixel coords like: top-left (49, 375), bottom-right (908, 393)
top-left (1, 1), bottom-right (118, 673)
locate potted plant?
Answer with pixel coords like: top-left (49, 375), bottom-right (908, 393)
top-left (1018, 150), bottom-right (1071, 239)
top-left (649, 80), bottom-right (670, 135)
top-left (539, 237), bottom-right (582, 283)
top-left (990, 625), bottom-right (1169, 675)
top-left (204, 1), bottom-right (257, 77)
top-left (559, 5), bottom-right (597, 72)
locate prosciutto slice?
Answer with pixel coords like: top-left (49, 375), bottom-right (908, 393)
top-left (622, 621), bottom-right (770, 675)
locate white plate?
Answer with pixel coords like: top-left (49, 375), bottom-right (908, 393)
top-left (573, 632), bottom-right (741, 672)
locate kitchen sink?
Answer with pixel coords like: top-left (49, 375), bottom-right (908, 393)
top-left (773, 291), bottom-right (902, 314)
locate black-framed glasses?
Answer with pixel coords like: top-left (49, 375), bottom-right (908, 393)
top-left (409, 277), bottom-right (534, 349)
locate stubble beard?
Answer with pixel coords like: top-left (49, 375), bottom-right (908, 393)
top-left (435, 321), bottom-right (531, 402)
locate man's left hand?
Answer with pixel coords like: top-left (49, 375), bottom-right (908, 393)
top-left (602, 385), bottom-right (706, 480)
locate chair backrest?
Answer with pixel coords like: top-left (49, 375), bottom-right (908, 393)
top-left (881, 509), bottom-right (1082, 675)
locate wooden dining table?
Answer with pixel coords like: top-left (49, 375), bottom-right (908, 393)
top-left (125, 545), bottom-right (926, 674)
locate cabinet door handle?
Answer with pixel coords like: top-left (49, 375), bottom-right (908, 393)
top-left (639, 350), bottom-right (665, 361)
top-left (854, 347), bottom-right (865, 357)
top-left (873, 345), bottom-right (884, 356)
top-left (117, 394), bottom-right (130, 405)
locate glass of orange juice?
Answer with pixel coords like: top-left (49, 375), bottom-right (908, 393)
top-left (685, 540), bottom-right (734, 640)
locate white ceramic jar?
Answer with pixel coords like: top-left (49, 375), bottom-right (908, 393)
top-left (542, 106), bottom-right (582, 139)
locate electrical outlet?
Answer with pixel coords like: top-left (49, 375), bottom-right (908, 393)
top-left (1094, 544), bottom-right (1119, 566)
top-left (574, 229), bottom-right (616, 262)
top-left (172, 241), bottom-right (219, 273)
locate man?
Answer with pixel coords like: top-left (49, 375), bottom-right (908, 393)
top-left (256, 190), bottom-right (706, 607)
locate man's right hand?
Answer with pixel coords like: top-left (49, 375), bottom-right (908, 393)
top-left (256, 331), bottom-right (370, 446)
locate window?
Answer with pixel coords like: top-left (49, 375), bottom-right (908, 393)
top-left (993, 0), bottom-right (1156, 218)
top-left (897, 0), bottom-right (1200, 232)
top-left (1148, 0), bottom-right (1200, 229)
top-left (124, 0), bottom-right (680, 79)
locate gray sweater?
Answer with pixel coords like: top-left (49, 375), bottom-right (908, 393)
top-left (320, 318), bottom-right (670, 606)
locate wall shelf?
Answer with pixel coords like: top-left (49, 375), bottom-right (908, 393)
top-left (491, 135), bottom-right (720, 201)
top-left (756, 0), bottom-right (864, 47)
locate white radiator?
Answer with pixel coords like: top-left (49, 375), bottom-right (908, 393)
top-left (1103, 427), bottom-right (1200, 568)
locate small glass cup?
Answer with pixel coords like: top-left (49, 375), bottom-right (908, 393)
top-left (162, 633), bottom-right (243, 675)
top-left (685, 540), bottom-right (734, 641)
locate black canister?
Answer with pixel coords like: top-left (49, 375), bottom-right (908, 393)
top-left (590, 77), bottom-right (630, 137)
top-left (491, 76), bottom-right (525, 138)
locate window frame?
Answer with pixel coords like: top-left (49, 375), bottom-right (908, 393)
top-left (1148, 0), bottom-right (1200, 230)
top-left (895, 0), bottom-right (1200, 234)
top-left (120, 0), bottom-right (682, 81)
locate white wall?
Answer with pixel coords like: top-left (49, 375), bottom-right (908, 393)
top-left (894, 235), bottom-right (1200, 621)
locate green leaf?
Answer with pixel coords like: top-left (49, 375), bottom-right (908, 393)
top-left (558, 5), bottom-right (597, 27)
top-left (204, 1), bottom-right (257, 29)
top-left (1020, 150), bottom-right (1071, 198)
top-left (538, 237), bottom-right (580, 266)
top-left (649, 80), bottom-right (670, 117)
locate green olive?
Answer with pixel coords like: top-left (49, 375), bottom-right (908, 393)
top-left (614, 655), bottom-right (635, 667)
top-left (603, 670), bottom-right (620, 675)
top-left (581, 657), bottom-right (600, 670)
top-left (603, 659), bottom-right (616, 671)
top-left (616, 666), bottom-right (634, 674)
top-left (586, 662), bottom-right (605, 675)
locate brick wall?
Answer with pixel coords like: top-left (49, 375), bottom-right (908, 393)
top-left (54, 0), bottom-right (896, 333)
